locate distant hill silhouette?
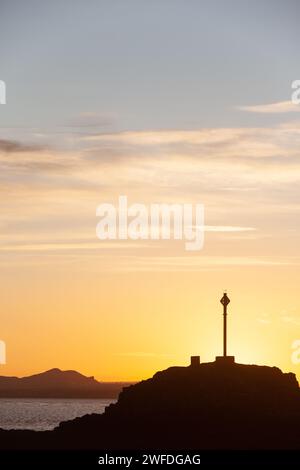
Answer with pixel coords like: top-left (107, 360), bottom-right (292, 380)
top-left (0, 368), bottom-right (132, 398)
top-left (1, 360), bottom-right (300, 449)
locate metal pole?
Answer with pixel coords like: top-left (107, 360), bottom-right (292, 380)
top-left (220, 292), bottom-right (230, 358)
top-left (223, 304), bottom-right (227, 357)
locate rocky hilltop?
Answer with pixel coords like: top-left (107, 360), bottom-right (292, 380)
top-left (1, 360), bottom-right (300, 449)
top-left (0, 368), bottom-right (131, 398)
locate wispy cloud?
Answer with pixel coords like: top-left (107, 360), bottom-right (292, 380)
top-left (1, 124), bottom-right (300, 270)
top-left (82, 126), bottom-right (300, 162)
top-left (0, 241), bottom-right (151, 253)
top-left (257, 311), bottom-right (300, 327)
top-left (112, 255), bottom-right (294, 272)
top-left (0, 139), bottom-right (45, 153)
top-left (238, 101), bottom-right (300, 114)
top-left (280, 310), bottom-right (300, 326)
top-left (115, 352), bottom-right (173, 358)
top-left (66, 112), bottom-right (116, 129)
top-left (257, 317), bottom-right (272, 325)
top-left (203, 226), bottom-right (256, 232)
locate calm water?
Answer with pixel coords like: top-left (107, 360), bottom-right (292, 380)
top-left (0, 398), bottom-right (116, 431)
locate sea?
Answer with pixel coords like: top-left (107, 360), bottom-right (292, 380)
top-left (0, 398), bottom-right (116, 431)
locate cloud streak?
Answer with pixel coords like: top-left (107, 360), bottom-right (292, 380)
top-left (238, 101), bottom-right (300, 114)
top-left (1, 123), bottom-right (300, 271)
top-left (0, 139), bottom-right (45, 153)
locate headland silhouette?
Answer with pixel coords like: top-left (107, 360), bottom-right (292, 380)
top-left (0, 368), bottom-right (132, 398)
top-left (1, 293), bottom-right (300, 450)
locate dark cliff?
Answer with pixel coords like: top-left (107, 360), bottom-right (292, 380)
top-left (1, 361), bottom-right (300, 449)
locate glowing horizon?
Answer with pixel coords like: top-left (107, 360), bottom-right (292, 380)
top-left (1, 0), bottom-right (300, 384)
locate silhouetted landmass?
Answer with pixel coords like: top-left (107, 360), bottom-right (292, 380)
top-left (0, 368), bottom-right (132, 398)
top-left (1, 361), bottom-right (300, 449)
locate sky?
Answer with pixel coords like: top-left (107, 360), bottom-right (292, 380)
top-left (1, 0), bottom-right (300, 381)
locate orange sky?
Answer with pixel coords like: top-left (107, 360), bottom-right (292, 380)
top-left (1, 126), bottom-right (300, 381)
top-left (1, 260), bottom-right (300, 381)
top-left (1, 1), bottom-right (300, 385)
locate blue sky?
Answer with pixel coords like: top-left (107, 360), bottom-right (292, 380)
top-left (1, 1), bottom-right (300, 379)
top-left (1, 0), bottom-right (300, 135)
